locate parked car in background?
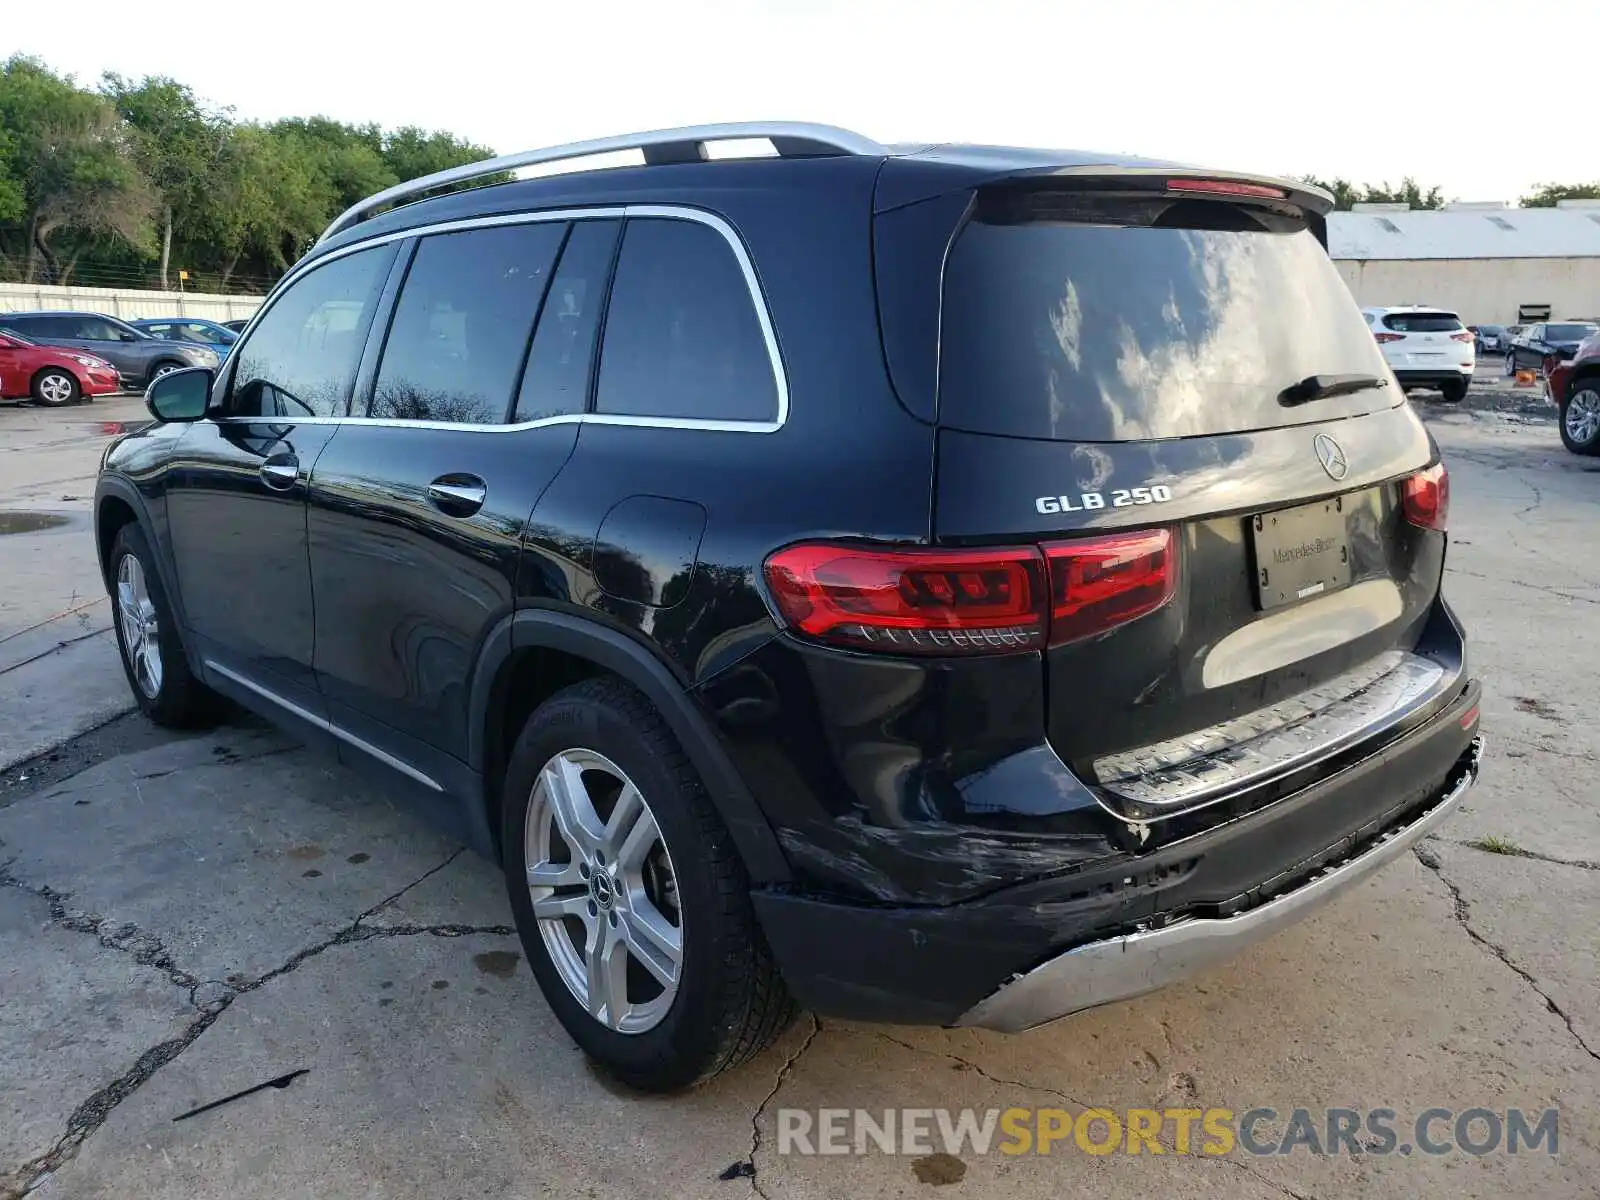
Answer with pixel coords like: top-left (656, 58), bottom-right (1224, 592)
top-left (1503, 321), bottom-right (1600, 377)
top-left (131, 317), bottom-right (239, 359)
top-left (1474, 324), bottom-right (1508, 354)
top-left (222, 318), bottom-right (251, 333)
top-left (98, 123), bottom-right (1481, 1091)
top-left (1546, 330), bottom-right (1600, 455)
top-left (1361, 305), bottom-right (1475, 401)
top-left (0, 329), bottom-right (120, 406)
top-left (0, 312), bottom-right (219, 391)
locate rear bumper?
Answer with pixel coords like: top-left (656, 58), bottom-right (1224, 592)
top-left (752, 677), bottom-right (1481, 1026)
top-left (1394, 368), bottom-right (1472, 387)
top-left (960, 734), bottom-right (1481, 1031)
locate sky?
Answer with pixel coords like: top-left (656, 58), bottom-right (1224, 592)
top-left (11, 0), bottom-right (1598, 203)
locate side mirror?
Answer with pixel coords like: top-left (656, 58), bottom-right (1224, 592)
top-left (146, 367), bottom-right (215, 423)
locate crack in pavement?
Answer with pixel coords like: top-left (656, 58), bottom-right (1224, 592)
top-left (742, 1014), bottom-right (820, 1199)
top-left (1413, 845), bottom-right (1599, 1064)
top-left (1444, 567), bottom-right (1600, 606)
top-left (869, 1031), bottom-right (1316, 1199)
top-left (0, 847), bottom-right (511, 1199)
top-left (1439, 837), bottom-right (1600, 872)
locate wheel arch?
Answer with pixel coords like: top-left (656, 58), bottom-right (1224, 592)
top-left (468, 609), bottom-right (791, 884)
top-left (94, 477), bottom-right (189, 634)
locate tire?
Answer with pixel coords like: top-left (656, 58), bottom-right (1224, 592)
top-left (1504, 353), bottom-right (1516, 378)
top-left (31, 367), bottom-right (81, 407)
top-left (502, 677), bottom-right (797, 1091)
top-left (1439, 377), bottom-right (1468, 404)
top-left (1559, 382), bottom-right (1600, 456)
top-left (108, 523), bottom-right (224, 728)
top-left (145, 361), bottom-right (183, 391)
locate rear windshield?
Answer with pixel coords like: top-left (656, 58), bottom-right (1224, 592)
top-left (938, 192), bottom-right (1396, 441)
top-left (1382, 311), bottom-right (1462, 332)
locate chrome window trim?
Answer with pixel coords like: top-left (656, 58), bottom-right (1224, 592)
top-left (204, 659), bottom-right (445, 793)
top-left (224, 204), bottom-right (787, 434)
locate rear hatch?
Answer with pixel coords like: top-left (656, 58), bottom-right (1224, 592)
top-left (874, 167), bottom-right (1453, 823)
top-left (1375, 309), bottom-right (1474, 368)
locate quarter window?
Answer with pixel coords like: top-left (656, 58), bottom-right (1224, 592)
top-left (228, 246), bottom-right (390, 418)
top-left (594, 218), bottom-right (777, 423)
top-left (371, 223), bottom-right (565, 423)
top-left (514, 220), bottom-right (620, 423)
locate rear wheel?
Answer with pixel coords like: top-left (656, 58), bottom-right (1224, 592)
top-left (502, 678), bottom-right (797, 1091)
top-left (31, 368), bottom-right (80, 407)
top-left (109, 523), bottom-right (224, 727)
top-left (1439, 377), bottom-right (1468, 404)
top-left (1560, 383), bottom-right (1600, 455)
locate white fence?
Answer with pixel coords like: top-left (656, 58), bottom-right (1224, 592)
top-left (0, 282), bottom-right (264, 323)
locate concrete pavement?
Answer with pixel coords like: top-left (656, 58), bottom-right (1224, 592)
top-left (1, 392), bottom-right (1596, 1198)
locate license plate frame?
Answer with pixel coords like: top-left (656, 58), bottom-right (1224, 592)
top-left (1250, 494), bottom-right (1354, 611)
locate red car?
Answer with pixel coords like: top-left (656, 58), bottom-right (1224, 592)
top-left (1547, 332), bottom-right (1600, 456)
top-left (0, 329), bottom-right (120, 406)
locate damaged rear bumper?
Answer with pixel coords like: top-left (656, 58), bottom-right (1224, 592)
top-left (959, 734), bottom-right (1482, 1032)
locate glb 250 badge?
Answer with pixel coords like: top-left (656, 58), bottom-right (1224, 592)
top-left (1036, 486), bottom-right (1173, 515)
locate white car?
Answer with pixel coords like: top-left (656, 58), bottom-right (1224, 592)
top-left (1362, 306), bottom-right (1475, 402)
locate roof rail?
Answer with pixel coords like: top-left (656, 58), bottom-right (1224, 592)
top-left (316, 121), bottom-right (886, 245)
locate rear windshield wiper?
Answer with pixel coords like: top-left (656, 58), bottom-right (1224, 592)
top-left (1279, 373), bottom-right (1389, 406)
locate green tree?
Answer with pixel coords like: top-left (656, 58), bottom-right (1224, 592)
top-left (102, 73), bottom-right (229, 289)
top-left (1298, 175), bottom-right (1446, 211)
top-left (1520, 182), bottom-right (1600, 207)
top-left (0, 56), bottom-right (155, 282)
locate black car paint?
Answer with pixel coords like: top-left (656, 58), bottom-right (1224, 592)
top-left (96, 148), bottom-right (1475, 1019)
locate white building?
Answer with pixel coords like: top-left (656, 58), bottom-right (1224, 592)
top-left (1327, 201), bottom-right (1600, 327)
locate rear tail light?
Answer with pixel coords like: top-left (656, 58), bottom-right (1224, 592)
top-left (1374, 332), bottom-right (1404, 344)
top-left (1402, 463), bottom-right (1449, 531)
top-left (1044, 529), bottom-right (1176, 646)
top-left (1449, 331), bottom-right (1475, 343)
top-left (763, 530), bottom-right (1177, 656)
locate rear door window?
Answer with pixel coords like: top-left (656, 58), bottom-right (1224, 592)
top-left (938, 191), bottom-right (1397, 441)
top-left (1381, 311), bottom-right (1462, 333)
top-left (594, 217), bottom-right (778, 424)
top-left (514, 219), bottom-right (620, 423)
top-left (371, 222), bottom-right (565, 423)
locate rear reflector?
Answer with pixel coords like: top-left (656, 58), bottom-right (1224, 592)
top-left (1044, 528), bottom-right (1177, 645)
top-left (1374, 332), bottom-right (1405, 344)
top-left (1402, 463), bottom-right (1449, 531)
top-left (764, 530), bottom-right (1177, 656)
top-left (1166, 177), bottom-right (1287, 200)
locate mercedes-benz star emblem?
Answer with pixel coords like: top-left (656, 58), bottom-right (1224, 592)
top-left (1313, 433), bottom-right (1349, 481)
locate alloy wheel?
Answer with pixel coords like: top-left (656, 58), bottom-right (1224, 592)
top-left (524, 749), bottom-right (682, 1034)
top-left (116, 553), bottom-right (163, 698)
top-left (38, 372), bottom-right (75, 405)
top-left (1566, 389), bottom-right (1600, 446)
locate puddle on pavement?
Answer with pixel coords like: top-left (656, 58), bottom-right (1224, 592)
top-left (97, 420), bottom-right (149, 436)
top-left (0, 511), bottom-right (70, 535)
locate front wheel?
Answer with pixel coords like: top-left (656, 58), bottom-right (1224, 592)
top-left (1560, 383), bottom-right (1600, 456)
top-left (1504, 353), bottom-right (1517, 378)
top-left (31, 368), bottom-right (81, 407)
top-left (145, 362), bottom-right (182, 390)
top-left (502, 678), bottom-right (797, 1091)
top-left (109, 523), bottom-right (224, 727)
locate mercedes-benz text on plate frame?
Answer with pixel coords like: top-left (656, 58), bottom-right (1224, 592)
top-left (1036, 485), bottom-right (1173, 515)
top-left (1314, 433), bottom-right (1349, 481)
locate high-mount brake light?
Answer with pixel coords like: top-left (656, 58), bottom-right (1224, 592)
top-left (1166, 178), bottom-right (1287, 200)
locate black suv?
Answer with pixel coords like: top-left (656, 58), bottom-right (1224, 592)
top-left (95, 123), bottom-right (1482, 1091)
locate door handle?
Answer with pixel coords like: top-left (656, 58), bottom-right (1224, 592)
top-left (427, 476), bottom-right (487, 517)
top-left (260, 456), bottom-right (299, 490)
